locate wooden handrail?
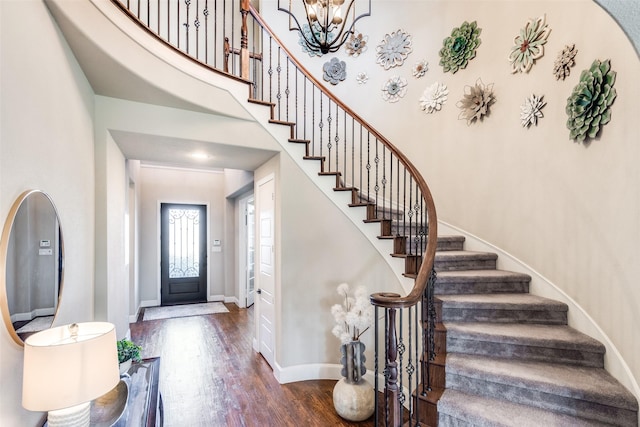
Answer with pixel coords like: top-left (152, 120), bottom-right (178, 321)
top-left (245, 3), bottom-right (437, 309)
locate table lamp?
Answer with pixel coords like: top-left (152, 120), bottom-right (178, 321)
top-left (22, 322), bottom-right (119, 427)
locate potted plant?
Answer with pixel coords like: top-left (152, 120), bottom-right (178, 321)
top-left (117, 338), bottom-right (142, 375)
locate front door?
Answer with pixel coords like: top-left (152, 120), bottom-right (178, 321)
top-left (257, 176), bottom-right (275, 367)
top-left (160, 203), bottom-right (207, 305)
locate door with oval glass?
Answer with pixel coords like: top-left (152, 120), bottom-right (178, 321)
top-left (160, 203), bottom-right (207, 305)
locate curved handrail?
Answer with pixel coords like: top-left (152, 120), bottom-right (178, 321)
top-left (247, 5), bottom-right (437, 309)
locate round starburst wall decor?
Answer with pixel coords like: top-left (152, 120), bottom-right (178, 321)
top-left (508, 14), bottom-right (551, 73)
top-left (566, 59), bottom-right (617, 143)
top-left (376, 29), bottom-right (413, 70)
top-left (456, 78), bottom-right (495, 125)
top-left (439, 21), bottom-right (482, 74)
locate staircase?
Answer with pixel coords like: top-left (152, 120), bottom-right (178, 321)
top-left (418, 235), bottom-right (639, 426)
top-left (101, 1), bottom-right (638, 425)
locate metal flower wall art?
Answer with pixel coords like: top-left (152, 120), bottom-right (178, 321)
top-left (376, 29), bottom-right (413, 70)
top-left (419, 82), bottom-right (449, 114)
top-left (323, 57), bottom-right (347, 85)
top-left (566, 59), bottom-right (617, 143)
top-left (345, 33), bottom-right (368, 57)
top-left (381, 76), bottom-right (408, 103)
top-left (456, 78), bottom-right (495, 125)
top-left (553, 44), bottom-right (578, 80)
top-left (412, 60), bottom-right (429, 78)
top-left (508, 14), bottom-right (551, 73)
top-left (299, 23), bottom-right (335, 57)
top-left (439, 21), bottom-right (482, 74)
top-left (355, 72), bottom-right (369, 85)
top-left (520, 94), bottom-right (546, 128)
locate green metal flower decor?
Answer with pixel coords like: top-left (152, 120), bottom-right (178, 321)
top-left (566, 59), bottom-right (617, 142)
top-left (439, 21), bottom-right (482, 74)
top-left (323, 57), bottom-right (347, 85)
top-left (456, 78), bottom-right (495, 125)
top-left (508, 14), bottom-right (551, 73)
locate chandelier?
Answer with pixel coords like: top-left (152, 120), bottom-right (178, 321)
top-left (278, 0), bottom-right (372, 55)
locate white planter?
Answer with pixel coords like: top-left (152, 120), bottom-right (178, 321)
top-left (333, 377), bottom-right (375, 421)
top-left (119, 359), bottom-right (132, 376)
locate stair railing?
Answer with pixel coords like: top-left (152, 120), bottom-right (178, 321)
top-left (111, 1), bottom-right (438, 425)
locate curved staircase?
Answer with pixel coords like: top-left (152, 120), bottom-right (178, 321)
top-left (424, 235), bottom-right (638, 426)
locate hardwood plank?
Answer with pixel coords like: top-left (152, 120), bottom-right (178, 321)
top-left (130, 304), bottom-right (375, 426)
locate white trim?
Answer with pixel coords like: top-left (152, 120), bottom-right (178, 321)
top-left (140, 299), bottom-right (159, 308)
top-left (207, 294), bottom-right (225, 302)
top-left (10, 307), bottom-right (56, 323)
top-left (224, 296), bottom-right (239, 305)
top-left (439, 219), bottom-right (640, 401)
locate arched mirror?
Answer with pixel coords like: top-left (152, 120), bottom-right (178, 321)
top-left (0, 190), bottom-right (64, 346)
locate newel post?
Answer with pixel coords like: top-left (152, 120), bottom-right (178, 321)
top-left (240, 0), bottom-right (250, 80)
top-left (386, 308), bottom-right (401, 426)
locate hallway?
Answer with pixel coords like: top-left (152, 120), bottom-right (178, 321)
top-left (130, 304), bottom-right (374, 427)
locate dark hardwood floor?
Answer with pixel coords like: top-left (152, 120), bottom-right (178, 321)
top-left (130, 303), bottom-right (375, 427)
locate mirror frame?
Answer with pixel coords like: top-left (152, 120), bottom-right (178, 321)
top-left (0, 190), bottom-right (64, 346)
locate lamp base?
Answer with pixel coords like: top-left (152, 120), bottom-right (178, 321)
top-left (47, 402), bottom-right (90, 427)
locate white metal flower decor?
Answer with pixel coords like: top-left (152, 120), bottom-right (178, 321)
top-left (520, 94), bottom-right (546, 127)
top-left (382, 76), bottom-right (408, 103)
top-left (553, 44), bottom-right (578, 80)
top-left (508, 14), bottom-right (551, 73)
top-left (355, 72), bottom-right (369, 85)
top-left (419, 82), bottom-right (449, 114)
top-left (376, 29), bottom-right (413, 70)
top-left (345, 33), bottom-right (369, 57)
top-left (323, 57), bottom-right (347, 85)
top-left (412, 59), bottom-right (429, 78)
top-left (331, 283), bottom-right (373, 345)
top-left (456, 78), bottom-right (496, 125)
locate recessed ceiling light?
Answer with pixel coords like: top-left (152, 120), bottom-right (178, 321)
top-left (190, 152), bottom-right (210, 160)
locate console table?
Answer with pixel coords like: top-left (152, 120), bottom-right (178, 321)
top-left (43, 357), bottom-right (163, 427)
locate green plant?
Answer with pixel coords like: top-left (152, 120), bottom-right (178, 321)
top-left (117, 339), bottom-right (142, 364)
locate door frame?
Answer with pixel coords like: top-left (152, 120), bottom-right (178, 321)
top-left (156, 200), bottom-right (210, 305)
top-left (237, 191), bottom-right (255, 309)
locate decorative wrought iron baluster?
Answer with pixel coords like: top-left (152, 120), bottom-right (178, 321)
top-left (374, 306), bottom-right (379, 427)
top-left (276, 47), bottom-right (282, 120)
top-left (183, 0), bottom-right (190, 54)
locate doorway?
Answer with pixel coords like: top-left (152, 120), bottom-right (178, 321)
top-left (160, 203), bottom-right (207, 305)
top-left (239, 193), bottom-right (256, 308)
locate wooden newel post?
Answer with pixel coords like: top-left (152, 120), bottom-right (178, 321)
top-left (240, 0), bottom-right (250, 80)
top-left (386, 308), bottom-right (401, 426)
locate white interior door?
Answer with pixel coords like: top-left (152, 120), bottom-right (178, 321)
top-left (257, 176), bottom-right (275, 368)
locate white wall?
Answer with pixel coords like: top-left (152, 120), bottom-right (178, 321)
top-left (263, 0), bottom-right (640, 395)
top-left (0, 0), bottom-right (96, 424)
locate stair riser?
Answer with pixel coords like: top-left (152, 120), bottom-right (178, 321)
top-left (445, 373), bottom-right (638, 427)
top-left (441, 308), bottom-right (568, 325)
top-left (446, 337), bottom-right (604, 368)
top-left (435, 259), bottom-right (497, 271)
top-left (435, 280), bottom-right (529, 295)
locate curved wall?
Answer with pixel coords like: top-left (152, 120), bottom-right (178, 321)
top-left (261, 0), bottom-right (640, 398)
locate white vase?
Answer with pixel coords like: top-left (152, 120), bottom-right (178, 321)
top-left (333, 377), bottom-right (375, 421)
top-left (119, 359), bottom-right (132, 376)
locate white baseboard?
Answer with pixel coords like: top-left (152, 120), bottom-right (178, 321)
top-left (224, 296), bottom-right (239, 305)
top-left (10, 307), bottom-right (55, 323)
top-left (207, 295), bottom-right (225, 302)
top-left (140, 299), bottom-right (159, 308)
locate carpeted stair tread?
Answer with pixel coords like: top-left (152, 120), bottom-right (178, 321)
top-left (445, 322), bottom-right (605, 367)
top-left (438, 389), bottom-right (611, 427)
top-left (446, 353), bottom-right (638, 416)
top-left (436, 235), bottom-right (466, 251)
top-left (435, 269), bottom-right (530, 294)
top-left (438, 293), bottom-right (567, 310)
top-left (435, 251), bottom-right (498, 271)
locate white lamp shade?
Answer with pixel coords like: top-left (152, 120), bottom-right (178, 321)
top-left (22, 322), bottom-right (119, 412)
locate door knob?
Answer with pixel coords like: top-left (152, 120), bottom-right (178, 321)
top-left (256, 289), bottom-right (262, 294)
